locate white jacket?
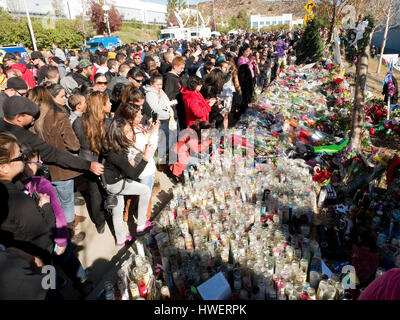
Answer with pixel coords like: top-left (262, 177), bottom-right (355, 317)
top-left (143, 85), bottom-right (171, 120)
top-left (128, 125), bottom-right (158, 179)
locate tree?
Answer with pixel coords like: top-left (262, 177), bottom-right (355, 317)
top-left (52, 0), bottom-right (66, 17)
top-left (344, 15), bottom-right (375, 149)
top-left (237, 9), bottom-right (250, 31)
top-left (167, 0), bottom-right (186, 27)
top-left (88, 0), bottom-right (123, 35)
top-left (375, 0), bottom-right (399, 73)
top-left (296, 17), bottom-right (324, 65)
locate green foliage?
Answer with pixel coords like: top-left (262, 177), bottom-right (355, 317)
top-left (344, 15), bottom-right (375, 64)
top-left (237, 9), bottom-right (250, 31)
top-left (296, 16), bottom-right (324, 65)
top-left (167, 0), bottom-right (187, 12)
top-left (260, 24), bottom-right (291, 32)
top-left (219, 10), bottom-right (250, 33)
top-left (0, 10), bottom-right (84, 49)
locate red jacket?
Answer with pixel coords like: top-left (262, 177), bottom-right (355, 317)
top-left (169, 130), bottom-right (211, 177)
top-left (181, 88), bottom-right (211, 127)
top-left (8, 63), bottom-right (36, 89)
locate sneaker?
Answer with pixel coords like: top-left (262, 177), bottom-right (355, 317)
top-left (116, 235), bottom-right (133, 247)
top-left (71, 231), bottom-right (86, 243)
top-left (136, 221), bottom-right (154, 236)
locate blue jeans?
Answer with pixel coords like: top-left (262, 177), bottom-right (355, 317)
top-left (52, 179), bottom-right (75, 223)
top-left (52, 240), bottom-right (87, 285)
top-left (140, 175), bottom-right (154, 191)
top-left (158, 121), bottom-right (178, 164)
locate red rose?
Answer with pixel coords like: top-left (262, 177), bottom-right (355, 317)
top-left (370, 128), bottom-right (375, 134)
top-left (337, 87), bottom-right (345, 93)
top-left (334, 78), bottom-right (344, 85)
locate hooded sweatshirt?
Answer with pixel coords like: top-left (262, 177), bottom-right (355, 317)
top-left (181, 88), bottom-right (211, 127)
top-left (8, 64), bottom-right (36, 89)
top-left (143, 84), bottom-right (171, 120)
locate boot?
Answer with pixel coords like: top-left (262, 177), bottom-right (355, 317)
top-left (67, 222), bottom-right (86, 243)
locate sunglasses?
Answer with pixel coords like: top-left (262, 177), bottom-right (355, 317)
top-left (15, 90), bottom-right (27, 97)
top-left (27, 160), bottom-right (43, 167)
top-left (134, 78), bottom-right (143, 83)
top-left (96, 81), bottom-right (108, 85)
top-left (9, 152), bottom-right (28, 163)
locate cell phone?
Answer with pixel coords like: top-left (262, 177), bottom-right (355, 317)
top-left (32, 191), bottom-right (40, 203)
top-left (152, 112), bottom-right (158, 124)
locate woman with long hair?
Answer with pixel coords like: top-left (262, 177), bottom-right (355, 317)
top-left (237, 44), bottom-right (255, 117)
top-left (72, 91), bottom-right (112, 234)
top-left (118, 102), bottom-right (159, 190)
top-left (28, 84), bottom-right (85, 243)
top-left (201, 69), bottom-right (226, 129)
top-left (103, 118), bottom-right (156, 246)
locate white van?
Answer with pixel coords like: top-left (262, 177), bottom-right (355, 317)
top-left (159, 27), bottom-right (211, 41)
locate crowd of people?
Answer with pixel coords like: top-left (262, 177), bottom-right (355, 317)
top-left (0, 31), bottom-right (302, 299)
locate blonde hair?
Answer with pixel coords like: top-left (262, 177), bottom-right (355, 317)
top-left (82, 92), bottom-right (109, 155)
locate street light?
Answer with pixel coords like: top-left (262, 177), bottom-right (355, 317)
top-left (102, 4), bottom-right (111, 37)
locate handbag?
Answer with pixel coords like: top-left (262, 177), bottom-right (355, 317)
top-left (104, 178), bottom-right (126, 211)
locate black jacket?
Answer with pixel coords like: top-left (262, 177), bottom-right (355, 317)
top-left (0, 249), bottom-right (48, 300)
top-left (159, 61), bottom-right (172, 75)
top-left (103, 151), bottom-right (148, 185)
top-left (163, 71), bottom-right (186, 129)
top-left (0, 119), bottom-right (91, 172)
top-left (0, 92), bottom-right (9, 119)
top-left (0, 180), bottom-right (55, 261)
top-left (71, 72), bottom-right (93, 88)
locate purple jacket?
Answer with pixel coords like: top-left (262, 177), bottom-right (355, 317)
top-left (274, 39), bottom-right (289, 58)
top-left (23, 176), bottom-right (69, 247)
top-left (237, 56), bottom-right (255, 78)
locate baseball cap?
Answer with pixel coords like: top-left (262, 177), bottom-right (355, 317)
top-left (6, 77), bottom-right (28, 91)
top-left (30, 51), bottom-right (44, 61)
top-left (3, 96), bottom-right (40, 118)
top-left (78, 59), bottom-right (93, 69)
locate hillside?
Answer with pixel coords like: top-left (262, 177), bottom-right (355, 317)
top-left (114, 23), bottom-right (160, 43)
top-left (193, 0), bottom-right (305, 24)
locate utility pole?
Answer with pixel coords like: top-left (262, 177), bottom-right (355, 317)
top-left (23, 0), bottom-right (37, 50)
top-left (82, 0), bottom-right (87, 46)
top-left (213, 0), bottom-right (216, 31)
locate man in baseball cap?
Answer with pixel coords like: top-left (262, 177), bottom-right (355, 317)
top-left (0, 77), bottom-right (28, 119)
top-left (3, 96), bottom-right (39, 127)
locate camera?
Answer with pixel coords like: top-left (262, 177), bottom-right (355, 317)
top-left (152, 112), bottom-right (158, 124)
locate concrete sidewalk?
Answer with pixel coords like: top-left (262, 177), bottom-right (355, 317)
top-left (60, 169), bottom-right (174, 300)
